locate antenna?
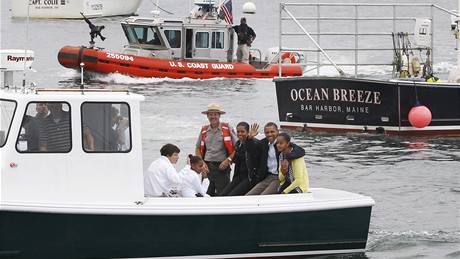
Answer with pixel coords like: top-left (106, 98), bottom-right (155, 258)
top-left (150, 0), bottom-right (174, 16)
top-left (151, 0), bottom-right (160, 17)
top-left (80, 62), bottom-right (85, 90)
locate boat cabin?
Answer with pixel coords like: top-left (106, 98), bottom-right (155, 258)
top-left (121, 17), bottom-right (234, 62)
top-left (0, 88), bottom-right (145, 205)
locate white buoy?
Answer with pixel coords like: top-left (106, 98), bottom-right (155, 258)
top-left (243, 2), bottom-right (256, 14)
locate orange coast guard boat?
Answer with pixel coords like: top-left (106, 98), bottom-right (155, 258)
top-left (58, 45), bottom-right (303, 79)
top-left (58, 1), bottom-right (304, 79)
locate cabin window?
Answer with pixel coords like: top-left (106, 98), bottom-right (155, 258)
top-left (195, 31), bottom-right (209, 48)
top-left (164, 30), bottom-right (181, 48)
top-left (81, 102), bottom-right (131, 153)
top-left (16, 102), bottom-right (72, 153)
top-left (0, 99), bottom-right (16, 147)
top-left (211, 31), bottom-right (224, 49)
top-left (131, 26), bottom-right (162, 46)
top-left (122, 24), bottom-right (137, 44)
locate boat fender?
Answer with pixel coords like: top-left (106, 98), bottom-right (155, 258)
top-left (400, 54), bottom-right (409, 78)
top-left (410, 56), bottom-right (421, 77)
top-left (408, 105), bottom-right (432, 128)
top-left (425, 74), bottom-right (441, 83)
top-left (280, 52), bottom-right (297, 64)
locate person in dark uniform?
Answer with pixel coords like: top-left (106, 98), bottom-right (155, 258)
top-left (233, 17), bottom-right (256, 63)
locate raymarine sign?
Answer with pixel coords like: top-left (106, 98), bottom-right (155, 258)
top-left (0, 50), bottom-right (35, 71)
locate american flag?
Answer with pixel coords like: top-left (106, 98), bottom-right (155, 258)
top-left (219, 0), bottom-right (233, 24)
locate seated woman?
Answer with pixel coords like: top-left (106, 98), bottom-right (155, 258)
top-left (221, 122), bottom-right (261, 196)
top-left (180, 155), bottom-right (210, 197)
top-left (276, 133), bottom-right (309, 194)
top-left (144, 144), bottom-right (182, 197)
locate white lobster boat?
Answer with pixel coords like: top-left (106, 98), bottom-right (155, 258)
top-left (0, 49), bottom-right (374, 258)
top-left (10, 0), bottom-right (142, 19)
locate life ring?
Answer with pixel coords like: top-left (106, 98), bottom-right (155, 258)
top-left (280, 52), bottom-right (297, 63)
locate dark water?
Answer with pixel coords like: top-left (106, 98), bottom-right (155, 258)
top-left (1, 0), bottom-right (459, 258)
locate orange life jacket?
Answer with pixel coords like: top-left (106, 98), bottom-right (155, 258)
top-left (200, 122), bottom-right (235, 158)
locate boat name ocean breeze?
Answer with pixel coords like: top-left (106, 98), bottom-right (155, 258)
top-left (290, 88), bottom-right (381, 104)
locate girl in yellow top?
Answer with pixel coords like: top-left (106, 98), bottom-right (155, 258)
top-left (276, 133), bottom-right (309, 194)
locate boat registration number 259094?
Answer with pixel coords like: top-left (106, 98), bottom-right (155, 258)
top-left (106, 52), bottom-right (134, 62)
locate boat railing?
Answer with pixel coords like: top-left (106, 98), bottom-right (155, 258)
top-left (278, 2), bottom-right (459, 77)
top-left (34, 88), bottom-right (131, 95)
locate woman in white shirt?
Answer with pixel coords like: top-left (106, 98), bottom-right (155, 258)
top-left (180, 155), bottom-right (210, 197)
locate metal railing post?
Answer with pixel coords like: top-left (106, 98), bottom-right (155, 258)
top-left (355, 3), bottom-right (359, 77)
top-left (431, 5), bottom-right (435, 67)
top-left (392, 3), bottom-right (396, 78)
top-left (317, 3), bottom-right (321, 76)
top-left (279, 3), bottom-right (283, 77)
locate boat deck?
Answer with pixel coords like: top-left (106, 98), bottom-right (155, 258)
top-left (1, 188), bottom-right (375, 215)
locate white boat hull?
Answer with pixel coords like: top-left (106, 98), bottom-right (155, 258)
top-left (10, 0), bottom-right (142, 18)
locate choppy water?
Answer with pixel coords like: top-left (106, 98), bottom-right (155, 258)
top-left (1, 0), bottom-right (459, 258)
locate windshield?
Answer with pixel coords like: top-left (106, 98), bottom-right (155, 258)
top-left (123, 25), bottom-right (163, 47)
top-left (0, 99), bottom-right (17, 147)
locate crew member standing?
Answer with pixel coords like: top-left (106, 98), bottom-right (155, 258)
top-left (196, 103), bottom-right (236, 196)
top-left (233, 17), bottom-right (256, 64)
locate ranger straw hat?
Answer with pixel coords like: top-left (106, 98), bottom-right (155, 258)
top-left (202, 103), bottom-right (226, 115)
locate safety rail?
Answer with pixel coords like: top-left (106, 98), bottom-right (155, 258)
top-left (34, 88), bottom-right (131, 94)
top-left (278, 2), bottom-right (459, 77)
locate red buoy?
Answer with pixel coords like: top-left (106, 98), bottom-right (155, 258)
top-left (408, 105), bottom-right (432, 128)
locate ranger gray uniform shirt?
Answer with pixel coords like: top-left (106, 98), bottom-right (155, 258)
top-left (196, 124), bottom-right (237, 162)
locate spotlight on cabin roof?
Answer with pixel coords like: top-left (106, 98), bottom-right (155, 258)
top-left (243, 2), bottom-right (256, 14)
